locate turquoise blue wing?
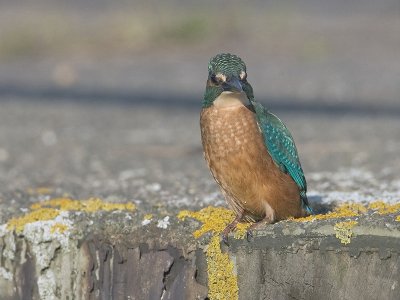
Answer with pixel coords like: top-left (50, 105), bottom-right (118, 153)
top-left (251, 101), bottom-right (312, 213)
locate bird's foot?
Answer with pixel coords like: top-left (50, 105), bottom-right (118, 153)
top-left (221, 221), bottom-right (237, 246)
top-left (246, 229), bottom-right (253, 242)
top-left (221, 212), bottom-right (243, 246)
top-left (222, 231), bottom-right (230, 246)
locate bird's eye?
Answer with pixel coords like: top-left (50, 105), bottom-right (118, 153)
top-left (239, 71), bottom-right (247, 81)
top-left (211, 73), bottom-right (227, 85)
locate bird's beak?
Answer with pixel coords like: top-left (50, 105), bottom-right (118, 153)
top-left (222, 76), bottom-right (243, 92)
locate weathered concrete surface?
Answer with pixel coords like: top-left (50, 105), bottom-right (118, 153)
top-left (231, 221), bottom-right (400, 300)
top-left (1, 206), bottom-right (399, 300)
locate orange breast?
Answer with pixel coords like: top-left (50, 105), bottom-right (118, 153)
top-left (200, 104), bottom-right (303, 221)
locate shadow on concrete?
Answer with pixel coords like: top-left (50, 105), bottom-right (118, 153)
top-left (1, 83), bottom-right (399, 117)
top-left (307, 195), bottom-right (337, 215)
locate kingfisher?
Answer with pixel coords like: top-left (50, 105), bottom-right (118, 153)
top-left (200, 53), bottom-right (312, 241)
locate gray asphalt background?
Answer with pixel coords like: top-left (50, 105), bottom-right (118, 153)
top-left (0, 0), bottom-right (399, 222)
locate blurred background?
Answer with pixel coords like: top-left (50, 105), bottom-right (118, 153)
top-left (0, 0), bottom-right (399, 215)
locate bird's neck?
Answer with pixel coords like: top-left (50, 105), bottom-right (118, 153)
top-left (203, 86), bottom-right (222, 108)
top-left (203, 82), bottom-right (254, 108)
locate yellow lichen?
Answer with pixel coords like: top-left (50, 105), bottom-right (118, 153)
top-left (144, 214), bottom-right (153, 220)
top-left (178, 206), bottom-right (252, 300)
top-left (8, 197), bottom-right (136, 234)
top-left (206, 235), bottom-right (238, 300)
top-left (7, 208), bottom-right (59, 233)
top-left (368, 201), bottom-right (400, 215)
top-left (293, 202), bottom-right (362, 222)
top-left (337, 202), bottom-right (368, 214)
top-left (177, 206), bottom-right (250, 239)
top-left (293, 201), bottom-right (400, 223)
top-left (30, 197), bottom-right (135, 212)
top-left (396, 215), bottom-right (400, 222)
top-left (367, 200), bottom-right (385, 211)
top-left (50, 223), bottom-right (69, 234)
top-left (27, 187), bottom-right (53, 195)
top-left (334, 220), bottom-right (358, 244)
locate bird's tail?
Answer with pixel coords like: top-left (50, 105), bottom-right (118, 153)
top-left (301, 192), bottom-right (314, 215)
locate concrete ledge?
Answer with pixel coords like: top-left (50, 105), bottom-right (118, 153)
top-left (0, 198), bottom-right (399, 300)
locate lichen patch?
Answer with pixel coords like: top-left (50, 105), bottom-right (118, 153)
top-left (7, 197), bottom-right (136, 234)
top-left (206, 235), bottom-right (238, 300)
top-left (7, 208), bottom-right (60, 233)
top-left (50, 223), bottom-right (69, 234)
top-left (293, 201), bottom-right (400, 223)
top-left (27, 187), bottom-right (53, 195)
top-left (0, 266), bottom-right (13, 281)
top-left (368, 201), bottom-right (400, 215)
top-left (293, 201), bottom-right (400, 244)
top-left (157, 216), bottom-right (170, 229)
top-left (293, 202), bottom-right (366, 223)
top-left (334, 221), bottom-right (358, 244)
top-left (178, 206), bottom-right (251, 300)
top-left (142, 214), bottom-right (153, 226)
top-left (177, 206), bottom-right (250, 239)
top-left (30, 197), bottom-right (136, 213)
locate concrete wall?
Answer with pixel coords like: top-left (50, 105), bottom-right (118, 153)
top-left (1, 218), bottom-right (399, 300)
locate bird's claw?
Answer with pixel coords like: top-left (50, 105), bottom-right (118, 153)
top-left (222, 233), bottom-right (230, 246)
top-left (246, 229), bottom-right (253, 242)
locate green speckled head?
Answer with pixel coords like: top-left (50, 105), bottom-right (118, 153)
top-left (208, 53), bottom-right (246, 78)
top-left (203, 53), bottom-right (254, 108)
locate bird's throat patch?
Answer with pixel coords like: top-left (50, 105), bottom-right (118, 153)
top-left (213, 91), bottom-right (247, 108)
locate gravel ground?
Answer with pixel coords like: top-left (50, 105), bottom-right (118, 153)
top-left (0, 0), bottom-right (399, 223)
top-left (0, 90), bottom-right (399, 223)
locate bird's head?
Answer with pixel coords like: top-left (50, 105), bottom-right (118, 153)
top-left (203, 53), bottom-right (254, 108)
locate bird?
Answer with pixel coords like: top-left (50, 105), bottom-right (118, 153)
top-left (200, 53), bottom-right (312, 242)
